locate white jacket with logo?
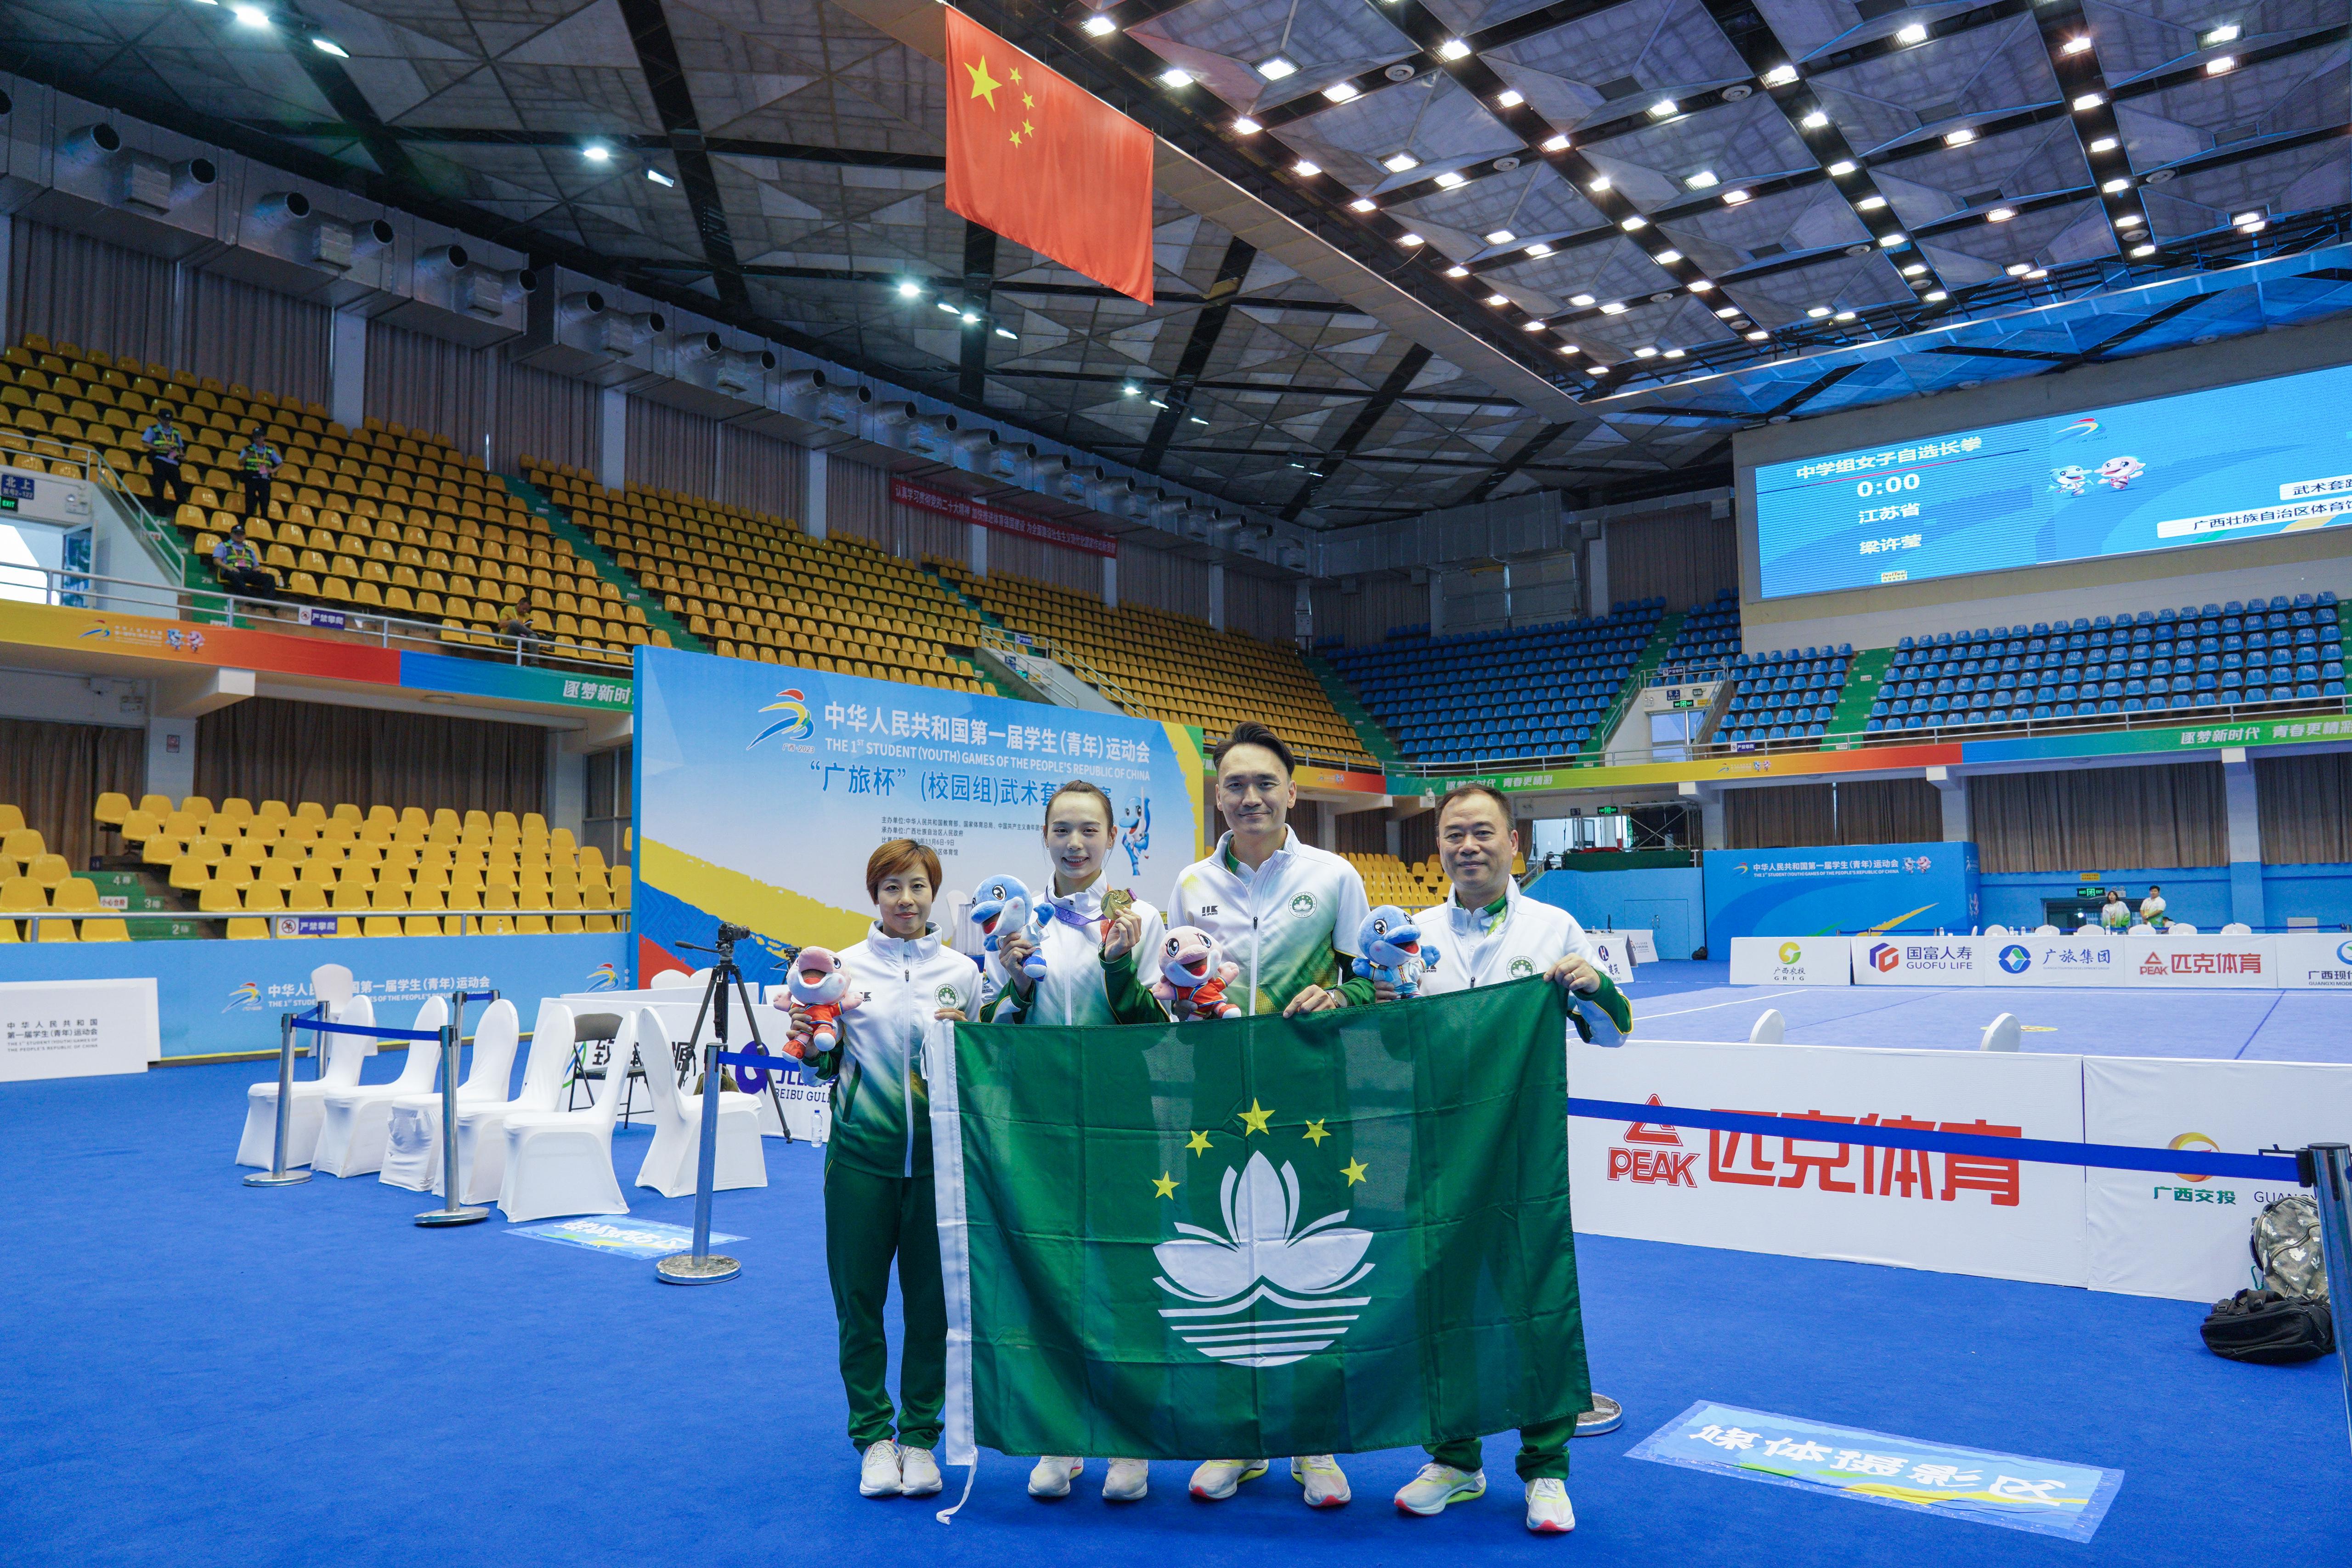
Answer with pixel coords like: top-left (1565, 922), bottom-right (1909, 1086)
top-left (1169, 829), bottom-right (1371, 1014)
top-left (811, 925), bottom-right (983, 1178)
top-left (1413, 878), bottom-right (1626, 1045)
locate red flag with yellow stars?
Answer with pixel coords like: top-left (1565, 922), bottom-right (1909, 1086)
top-left (943, 8), bottom-right (1154, 305)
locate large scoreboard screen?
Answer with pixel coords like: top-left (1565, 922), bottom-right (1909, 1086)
top-left (1750, 358), bottom-right (2352, 600)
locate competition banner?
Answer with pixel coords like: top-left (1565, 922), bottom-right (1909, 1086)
top-left (1853, 933), bottom-right (2130, 987)
top-left (0, 977), bottom-right (158, 1080)
top-left (2279, 932), bottom-right (2352, 989)
top-left (633, 645), bottom-right (1205, 987)
top-left (1704, 841), bottom-right (1978, 952)
top-left (1728, 936), bottom-right (1853, 986)
top-left (2117, 934), bottom-right (2278, 990)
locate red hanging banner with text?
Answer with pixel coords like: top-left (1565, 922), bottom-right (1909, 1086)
top-left (891, 476), bottom-right (1117, 558)
top-left (942, 8), bottom-right (1154, 305)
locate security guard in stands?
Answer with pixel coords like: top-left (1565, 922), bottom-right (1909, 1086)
top-left (141, 403), bottom-right (191, 509)
top-left (211, 523), bottom-right (277, 601)
top-left (235, 427), bottom-right (283, 521)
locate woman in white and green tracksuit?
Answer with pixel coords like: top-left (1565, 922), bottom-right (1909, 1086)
top-left (792, 838), bottom-right (983, 1503)
top-left (981, 779), bottom-right (1173, 1504)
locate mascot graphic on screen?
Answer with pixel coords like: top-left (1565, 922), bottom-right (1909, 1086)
top-left (1119, 793), bottom-right (1152, 878)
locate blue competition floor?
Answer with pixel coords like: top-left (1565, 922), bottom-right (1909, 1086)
top-left (1618, 960), bottom-right (2352, 1061)
top-left (2, 1059), bottom-right (2346, 1567)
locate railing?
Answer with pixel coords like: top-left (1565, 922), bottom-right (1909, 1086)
top-left (6, 906), bottom-right (633, 942)
top-left (1, 560), bottom-right (635, 676)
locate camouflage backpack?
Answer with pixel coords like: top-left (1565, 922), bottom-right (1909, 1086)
top-left (2253, 1194), bottom-right (2327, 1300)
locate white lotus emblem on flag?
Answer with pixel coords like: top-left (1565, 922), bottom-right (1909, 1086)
top-left (1153, 1151), bottom-right (1374, 1367)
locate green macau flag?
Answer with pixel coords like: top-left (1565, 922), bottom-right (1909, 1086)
top-left (926, 978), bottom-right (1590, 1463)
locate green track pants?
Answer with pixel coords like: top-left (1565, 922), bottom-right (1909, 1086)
top-left (1430, 1416), bottom-right (1572, 1482)
top-left (824, 1157), bottom-right (946, 1452)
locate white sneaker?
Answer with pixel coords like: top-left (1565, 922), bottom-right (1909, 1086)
top-left (1188, 1458), bottom-right (1268, 1500)
top-left (1394, 1463), bottom-right (1486, 1516)
top-left (1291, 1454), bottom-right (1352, 1508)
top-left (859, 1440), bottom-right (902, 1498)
top-left (1028, 1456), bottom-right (1082, 1499)
top-left (1103, 1458), bottom-right (1150, 1501)
top-left (899, 1446), bottom-right (943, 1497)
top-left (1525, 1477), bottom-right (1575, 1534)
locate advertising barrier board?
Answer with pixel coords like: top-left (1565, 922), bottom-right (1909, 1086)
top-left (1728, 935), bottom-right (1853, 985)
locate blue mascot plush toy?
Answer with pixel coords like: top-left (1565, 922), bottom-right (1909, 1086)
top-left (1357, 905), bottom-right (1438, 998)
top-left (973, 873), bottom-right (1049, 981)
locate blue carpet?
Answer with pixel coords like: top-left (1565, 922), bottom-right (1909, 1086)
top-left (4, 1061), bottom-right (2347, 1567)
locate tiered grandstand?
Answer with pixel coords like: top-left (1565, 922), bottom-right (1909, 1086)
top-left (1715, 646), bottom-right (1856, 745)
top-left (1345, 849), bottom-right (1523, 912)
top-left (521, 459), bottom-right (993, 693)
top-left (933, 562), bottom-right (1375, 768)
top-left (1654, 592), bottom-right (1741, 675)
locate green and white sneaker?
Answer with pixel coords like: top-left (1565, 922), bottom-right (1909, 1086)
top-left (1292, 1454), bottom-right (1352, 1508)
top-left (1393, 1463), bottom-right (1486, 1516)
top-left (899, 1447), bottom-right (943, 1498)
top-left (1028, 1456), bottom-right (1082, 1499)
top-left (1525, 1477), bottom-right (1575, 1534)
top-left (1188, 1459), bottom-right (1269, 1500)
top-left (858, 1440), bottom-right (902, 1498)
top-left (1103, 1458), bottom-right (1150, 1501)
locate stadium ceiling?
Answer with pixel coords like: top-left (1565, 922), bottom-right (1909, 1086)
top-left (6, 0), bottom-right (2346, 530)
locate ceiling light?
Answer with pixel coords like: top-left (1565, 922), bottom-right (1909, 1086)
top-left (1807, 306), bottom-right (1831, 317)
top-left (2006, 262), bottom-right (2030, 276)
top-left (2090, 135), bottom-right (2118, 152)
top-left (1722, 188), bottom-right (1751, 204)
top-left (2115, 212), bottom-right (2143, 227)
top-left (995, 327), bottom-right (1018, 340)
top-left (1522, 318), bottom-right (1548, 330)
top-left (1588, 363), bottom-right (1610, 374)
top-left (1689, 278), bottom-right (1715, 292)
top-left (1437, 39), bottom-right (1471, 60)
top-left (1122, 384), bottom-right (1140, 395)
top-left (2072, 92), bottom-right (2104, 110)
top-left (2233, 210), bottom-right (2264, 226)
top-left (1082, 14), bottom-right (1117, 36)
top-left (645, 167), bottom-right (676, 186)
top-left (1570, 293), bottom-right (1596, 307)
top-left (2131, 242), bottom-right (2156, 257)
top-left (1323, 81), bottom-right (1360, 103)
top-left (582, 142), bottom-right (611, 162)
top-left (1445, 265), bottom-right (1470, 277)
top-left (2240, 219), bottom-right (2267, 232)
top-left (1435, 170), bottom-right (1468, 188)
top-left (1559, 344), bottom-right (1581, 355)
top-left (1485, 292), bottom-right (1510, 306)
top-left (1856, 194), bottom-right (1887, 210)
top-left (231, 3), bottom-right (269, 24)
top-left (961, 310), bottom-right (980, 324)
top-left (1801, 110), bottom-right (1830, 129)
top-left (1714, 305), bottom-right (1740, 317)
top-left (1746, 329), bottom-right (1769, 340)
top-left (1350, 197), bottom-right (1377, 213)
top-left (1485, 228), bottom-right (1516, 244)
top-left (1652, 248), bottom-right (1682, 264)
top-left (1541, 134), bottom-right (1570, 152)
top-left (1762, 64), bottom-right (1798, 87)
top-left (311, 36), bottom-right (349, 57)
top-left (1827, 159), bottom-right (1857, 176)
top-left (2205, 54), bottom-right (2235, 73)
top-left (1879, 233), bottom-right (1905, 247)
top-left (2024, 267), bottom-right (2047, 278)
top-left (1233, 116), bottom-right (1263, 134)
top-left (1634, 345), bottom-right (1658, 357)
top-left (1663, 348), bottom-right (1685, 359)
top-left (2102, 177), bottom-right (2131, 194)
top-left (2062, 34), bottom-right (2092, 53)
top-left (1397, 231), bottom-right (1425, 246)
top-left (1834, 309), bottom-right (1857, 321)
top-left (1257, 55), bottom-right (1297, 79)
top-left (1292, 159), bottom-right (1321, 177)
top-left (1587, 176), bottom-right (1611, 192)
top-left (1148, 398), bottom-right (1169, 409)
top-left (1600, 300), bottom-right (1628, 314)
top-left (1524, 241), bottom-right (1553, 256)
top-left (897, 279), bottom-right (923, 297)
top-left (937, 300), bottom-right (960, 314)
top-left (1188, 415), bottom-right (1208, 425)
top-left (1924, 289), bottom-right (1948, 301)
top-left (1896, 22), bottom-right (1928, 43)
top-left (1496, 89), bottom-right (1524, 107)
top-left (1382, 151), bottom-right (1419, 173)
top-left (1159, 68), bottom-right (1193, 88)
top-left (1649, 98), bottom-right (1679, 118)
top-left (2203, 23), bottom-right (2241, 44)
top-left (1685, 169), bottom-right (1719, 189)
top-left (1902, 263), bottom-right (1927, 276)
top-left (1620, 215), bottom-right (1647, 231)
top-left (1944, 128), bottom-right (1976, 147)
top-left (1987, 206), bottom-right (2017, 222)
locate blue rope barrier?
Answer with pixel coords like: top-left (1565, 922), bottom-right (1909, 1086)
top-left (1567, 1097), bottom-right (2301, 1181)
top-left (288, 1016), bottom-right (443, 1043)
top-left (453, 991), bottom-right (497, 1003)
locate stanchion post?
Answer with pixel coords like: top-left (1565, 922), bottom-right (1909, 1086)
top-left (416, 1019), bottom-right (489, 1227)
top-left (658, 952), bottom-right (741, 1285)
top-left (244, 1009), bottom-right (311, 1187)
top-left (2302, 1143), bottom-right (2352, 1458)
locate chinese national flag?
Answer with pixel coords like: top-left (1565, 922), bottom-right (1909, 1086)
top-left (943, 8), bottom-right (1154, 305)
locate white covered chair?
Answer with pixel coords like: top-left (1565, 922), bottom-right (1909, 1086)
top-left (2035, 924), bottom-right (2060, 936)
top-left (235, 995), bottom-right (374, 1169)
top-left (2222, 922), bottom-right (2252, 935)
top-left (498, 1008), bottom-right (651, 1223)
top-left (633, 1007), bottom-right (767, 1199)
top-left (440, 1001), bottom-right (577, 1203)
top-left (649, 970), bottom-right (695, 990)
top-left (1981, 923), bottom-right (2009, 936)
top-left (311, 997), bottom-right (446, 1177)
top-left (379, 999), bottom-right (524, 1192)
top-left (2171, 922), bottom-right (2199, 935)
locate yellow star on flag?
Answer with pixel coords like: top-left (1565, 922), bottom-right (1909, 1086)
top-left (1239, 1099), bottom-right (1273, 1135)
top-left (965, 56), bottom-right (1001, 109)
top-left (1186, 1129), bottom-right (1213, 1156)
top-left (1153, 1172), bottom-right (1179, 1199)
top-left (1011, 66), bottom-right (1023, 82)
top-left (1023, 92), bottom-right (1035, 108)
top-left (1022, 120), bottom-right (1035, 137)
top-left (1342, 1158), bottom-right (1369, 1186)
top-left (1010, 129), bottom-right (1022, 146)
top-left (1302, 1118), bottom-right (1329, 1146)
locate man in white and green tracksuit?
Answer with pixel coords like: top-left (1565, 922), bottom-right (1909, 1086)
top-left (1166, 722), bottom-right (1374, 1509)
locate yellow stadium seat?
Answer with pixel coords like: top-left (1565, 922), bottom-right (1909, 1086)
top-left (515, 886), bottom-right (552, 936)
top-left (256, 800), bottom-right (292, 826)
top-left (26, 853), bottom-right (70, 890)
top-left (137, 792), bottom-right (173, 818)
top-left (168, 856), bottom-right (211, 891)
top-left (218, 797), bottom-right (254, 827)
top-left (404, 888), bottom-right (447, 937)
top-left (181, 796), bottom-right (215, 823)
top-left (2, 827), bottom-right (44, 860)
top-left (119, 808), bottom-right (161, 844)
top-left (364, 887), bottom-right (406, 937)
top-left (93, 791), bottom-right (131, 827)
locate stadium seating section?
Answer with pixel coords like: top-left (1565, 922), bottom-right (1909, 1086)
top-left (0, 794), bottom-right (631, 942)
top-left (1328, 601), bottom-right (1666, 766)
top-left (1868, 595), bottom-right (2347, 733)
top-left (933, 562), bottom-right (1374, 769)
top-left (1715, 645), bottom-right (1856, 745)
top-left (522, 459), bottom-right (993, 692)
top-left (3, 335), bottom-right (646, 666)
top-left (1656, 591), bottom-right (1741, 674)
top-left (1345, 850), bottom-right (1523, 913)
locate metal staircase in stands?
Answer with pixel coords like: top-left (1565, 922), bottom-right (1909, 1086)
top-left (496, 474), bottom-right (706, 654)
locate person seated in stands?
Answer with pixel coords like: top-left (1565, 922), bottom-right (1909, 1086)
top-left (212, 523), bottom-right (277, 600)
top-left (141, 403), bottom-right (190, 509)
top-left (2100, 888), bottom-right (2132, 931)
top-left (2139, 885), bottom-right (2167, 930)
top-left (235, 428), bottom-right (283, 520)
top-left (497, 603), bottom-right (537, 661)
